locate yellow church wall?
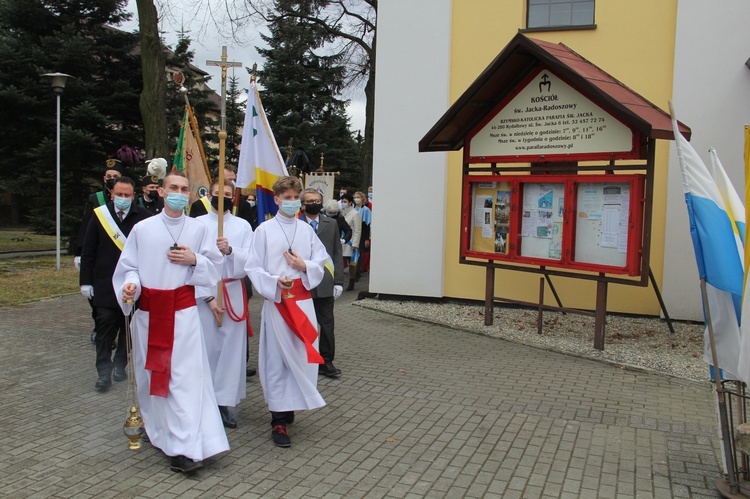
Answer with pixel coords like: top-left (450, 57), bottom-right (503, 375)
top-left (444, 1), bottom-right (678, 314)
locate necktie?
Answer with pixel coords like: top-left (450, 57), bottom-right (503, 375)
top-left (117, 211), bottom-right (124, 222)
top-left (310, 220), bottom-right (318, 233)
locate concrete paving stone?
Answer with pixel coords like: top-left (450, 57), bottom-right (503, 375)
top-left (617, 479), bottom-right (636, 496)
top-left (0, 286), bottom-right (727, 498)
top-left (600, 471), bottom-right (618, 487)
top-left (464, 481), bottom-right (489, 497)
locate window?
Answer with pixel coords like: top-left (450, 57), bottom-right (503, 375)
top-left (527, 0), bottom-right (595, 29)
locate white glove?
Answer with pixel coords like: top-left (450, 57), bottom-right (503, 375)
top-left (333, 285), bottom-right (343, 300)
top-left (80, 285), bottom-right (94, 299)
top-left (340, 238), bottom-right (345, 244)
top-left (74, 256), bottom-right (81, 271)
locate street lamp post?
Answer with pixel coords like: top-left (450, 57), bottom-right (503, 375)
top-left (42, 72), bottom-right (72, 271)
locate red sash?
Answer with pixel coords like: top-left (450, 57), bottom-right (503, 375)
top-left (274, 279), bottom-right (324, 364)
top-left (222, 278), bottom-right (253, 337)
top-left (139, 285), bottom-right (196, 397)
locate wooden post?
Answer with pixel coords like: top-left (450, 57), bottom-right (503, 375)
top-left (593, 278), bottom-right (608, 350)
top-left (484, 265), bottom-right (494, 326)
top-left (537, 277), bottom-right (544, 335)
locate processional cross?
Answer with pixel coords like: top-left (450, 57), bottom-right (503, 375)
top-left (206, 46), bottom-right (242, 324)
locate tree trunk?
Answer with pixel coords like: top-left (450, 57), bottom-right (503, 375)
top-left (136, 0), bottom-right (169, 159)
top-left (362, 31), bottom-right (376, 190)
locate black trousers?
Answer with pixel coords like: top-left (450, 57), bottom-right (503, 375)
top-left (313, 296), bottom-right (335, 362)
top-left (94, 306), bottom-right (128, 376)
top-left (88, 297), bottom-right (96, 327)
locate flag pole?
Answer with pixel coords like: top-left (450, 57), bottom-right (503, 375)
top-left (179, 88), bottom-right (211, 182)
top-left (207, 47), bottom-right (242, 326)
top-left (671, 101), bottom-right (738, 492)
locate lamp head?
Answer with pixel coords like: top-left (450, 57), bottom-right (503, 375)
top-left (42, 72), bottom-right (73, 95)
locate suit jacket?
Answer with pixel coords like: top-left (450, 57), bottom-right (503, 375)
top-left (306, 215), bottom-right (344, 298)
top-left (80, 202), bottom-right (152, 308)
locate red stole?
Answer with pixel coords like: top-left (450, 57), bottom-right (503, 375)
top-left (139, 285), bottom-right (196, 397)
top-left (274, 279), bottom-right (324, 364)
top-left (222, 278), bottom-right (253, 337)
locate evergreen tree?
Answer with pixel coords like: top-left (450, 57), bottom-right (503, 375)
top-left (225, 75), bottom-right (246, 166)
top-left (0, 0), bottom-right (142, 245)
top-left (257, 0), bottom-right (360, 187)
top-left (165, 32), bottom-right (220, 164)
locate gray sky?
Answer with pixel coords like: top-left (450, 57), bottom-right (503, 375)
top-left (123, 0), bottom-right (366, 133)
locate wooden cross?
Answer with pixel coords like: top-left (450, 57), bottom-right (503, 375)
top-left (206, 46), bottom-right (242, 131)
top-left (206, 47), bottom-right (242, 324)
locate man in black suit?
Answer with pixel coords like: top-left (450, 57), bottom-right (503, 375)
top-left (80, 177), bottom-right (152, 391)
top-left (75, 159), bottom-right (123, 342)
top-left (301, 188), bottom-right (345, 378)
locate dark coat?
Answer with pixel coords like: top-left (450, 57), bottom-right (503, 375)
top-left (137, 194), bottom-right (164, 215)
top-left (307, 215), bottom-right (344, 298)
top-left (75, 190), bottom-right (108, 256)
top-left (330, 213), bottom-right (353, 243)
top-left (80, 202), bottom-right (152, 309)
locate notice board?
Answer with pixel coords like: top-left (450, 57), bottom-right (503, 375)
top-left (462, 174), bottom-right (645, 275)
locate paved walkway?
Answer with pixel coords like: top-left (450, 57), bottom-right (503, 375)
top-left (0, 274), bottom-right (723, 498)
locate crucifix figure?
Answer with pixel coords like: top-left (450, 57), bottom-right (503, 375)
top-left (206, 46), bottom-right (242, 322)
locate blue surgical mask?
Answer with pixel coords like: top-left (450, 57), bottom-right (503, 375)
top-left (280, 199), bottom-right (301, 216)
top-left (165, 193), bottom-right (189, 212)
top-left (113, 196), bottom-right (132, 211)
top-left (248, 200), bottom-right (256, 208)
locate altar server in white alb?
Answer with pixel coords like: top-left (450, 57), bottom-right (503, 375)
top-left (245, 176), bottom-right (331, 448)
top-left (195, 178), bottom-right (254, 430)
top-left (113, 170), bottom-right (229, 474)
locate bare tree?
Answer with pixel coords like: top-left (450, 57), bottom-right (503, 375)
top-left (135, 0), bottom-right (169, 159)
top-left (184, 0), bottom-right (376, 189)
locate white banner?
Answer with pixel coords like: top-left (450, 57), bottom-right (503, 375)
top-left (305, 172), bottom-right (336, 203)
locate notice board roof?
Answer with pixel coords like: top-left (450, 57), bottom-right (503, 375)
top-left (419, 33), bottom-right (690, 153)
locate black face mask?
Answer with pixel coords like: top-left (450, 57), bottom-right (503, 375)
top-left (105, 179), bottom-right (117, 190)
top-left (210, 196), bottom-right (234, 211)
top-left (304, 203), bottom-right (323, 215)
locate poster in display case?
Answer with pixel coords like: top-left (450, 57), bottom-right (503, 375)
top-left (462, 174), bottom-right (645, 276)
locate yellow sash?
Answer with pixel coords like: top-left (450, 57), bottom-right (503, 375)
top-left (93, 206), bottom-right (126, 251)
top-left (200, 196), bottom-right (211, 213)
top-left (202, 195), bottom-right (239, 215)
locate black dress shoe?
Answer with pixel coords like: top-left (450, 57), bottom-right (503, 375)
top-left (113, 367), bottom-right (128, 382)
top-left (271, 424), bottom-right (291, 447)
top-left (218, 405), bottom-right (237, 429)
top-left (170, 455), bottom-right (204, 473)
top-left (319, 362), bottom-right (342, 378)
top-left (95, 374), bottom-right (111, 391)
top-left (246, 367), bottom-right (257, 377)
